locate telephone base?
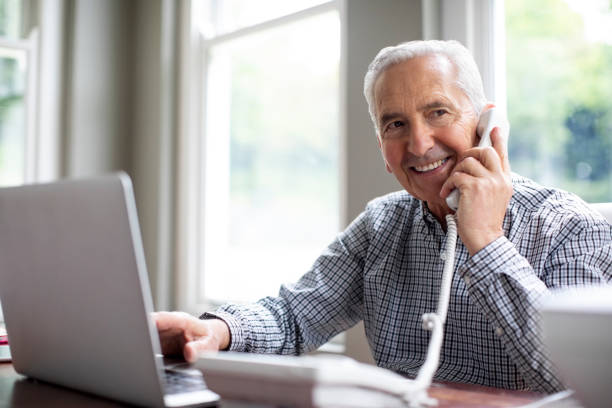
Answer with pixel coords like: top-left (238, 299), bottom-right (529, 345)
top-left (195, 352), bottom-right (427, 408)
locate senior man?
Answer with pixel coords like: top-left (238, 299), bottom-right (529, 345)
top-left (154, 40), bottom-right (612, 392)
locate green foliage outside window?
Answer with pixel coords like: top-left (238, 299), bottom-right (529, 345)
top-left (0, 0), bottom-right (20, 38)
top-left (506, 0), bottom-right (612, 202)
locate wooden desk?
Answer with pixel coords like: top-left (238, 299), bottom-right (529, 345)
top-left (428, 382), bottom-right (540, 407)
top-left (0, 361), bottom-right (542, 407)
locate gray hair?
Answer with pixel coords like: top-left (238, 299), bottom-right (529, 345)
top-left (363, 40), bottom-right (487, 135)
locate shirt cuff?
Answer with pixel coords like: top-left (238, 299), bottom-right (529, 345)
top-left (199, 310), bottom-right (246, 352)
top-left (200, 310), bottom-right (246, 351)
top-left (460, 236), bottom-right (535, 287)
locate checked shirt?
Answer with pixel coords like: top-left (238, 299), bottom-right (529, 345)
top-left (211, 174), bottom-right (612, 392)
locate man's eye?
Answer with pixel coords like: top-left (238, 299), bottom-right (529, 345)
top-left (428, 109), bottom-right (452, 125)
top-left (433, 109), bottom-right (447, 117)
top-left (391, 121), bottom-right (404, 128)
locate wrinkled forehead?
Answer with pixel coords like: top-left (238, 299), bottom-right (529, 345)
top-left (374, 54), bottom-right (457, 97)
top-left (373, 54), bottom-right (463, 113)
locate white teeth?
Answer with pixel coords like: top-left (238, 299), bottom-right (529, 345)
top-left (413, 158), bottom-right (446, 172)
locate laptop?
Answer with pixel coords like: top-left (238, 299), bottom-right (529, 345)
top-left (0, 172), bottom-right (219, 407)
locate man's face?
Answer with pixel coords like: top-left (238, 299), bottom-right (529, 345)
top-left (374, 54), bottom-right (479, 217)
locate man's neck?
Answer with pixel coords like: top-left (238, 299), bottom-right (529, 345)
top-left (425, 201), bottom-right (452, 232)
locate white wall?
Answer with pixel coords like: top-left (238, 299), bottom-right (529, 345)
top-left (58, 0), bottom-right (177, 311)
top-left (64, 0), bottom-right (134, 177)
top-left (132, 0), bottom-right (178, 311)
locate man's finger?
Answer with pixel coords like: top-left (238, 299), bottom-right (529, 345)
top-left (152, 311), bottom-right (192, 331)
top-left (440, 170), bottom-right (468, 199)
top-left (184, 338), bottom-right (219, 363)
top-left (490, 127), bottom-right (511, 173)
top-left (455, 145), bottom-right (502, 174)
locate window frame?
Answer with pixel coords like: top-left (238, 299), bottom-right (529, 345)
top-left (0, 26), bottom-right (37, 184)
top-left (0, 0), bottom-right (63, 186)
top-left (422, 0), bottom-right (506, 111)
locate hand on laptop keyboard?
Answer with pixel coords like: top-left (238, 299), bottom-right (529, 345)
top-left (153, 311), bottom-right (230, 362)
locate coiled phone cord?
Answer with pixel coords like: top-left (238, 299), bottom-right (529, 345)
top-left (403, 213), bottom-right (458, 407)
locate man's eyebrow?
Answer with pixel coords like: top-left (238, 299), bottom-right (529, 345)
top-left (418, 100), bottom-right (454, 111)
top-left (379, 112), bottom-right (404, 126)
top-left (378, 100), bottom-right (456, 126)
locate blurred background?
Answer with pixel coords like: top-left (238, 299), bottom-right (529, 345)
top-left (0, 0), bottom-right (610, 360)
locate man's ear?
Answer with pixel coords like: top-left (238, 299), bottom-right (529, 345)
top-left (377, 135), bottom-right (392, 173)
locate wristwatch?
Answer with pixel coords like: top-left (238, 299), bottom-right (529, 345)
top-left (199, 312), bottom-right (220, 320)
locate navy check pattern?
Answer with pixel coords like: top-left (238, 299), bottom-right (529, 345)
top-left (210, 174), bottom-right (612, 393)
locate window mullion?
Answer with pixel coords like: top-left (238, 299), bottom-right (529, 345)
top-left (23, 28), bottom-right (38, 183)
top-left (202, 1), bottom-right (337, 47)
top-left (434, 0), bottom-right (505, 107)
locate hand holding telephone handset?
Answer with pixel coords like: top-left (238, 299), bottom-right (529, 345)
top-left (445, 107), bottom-right (510, 211)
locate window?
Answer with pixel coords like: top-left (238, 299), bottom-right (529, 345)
top-left (505, 0), bottom-right (612, 202)
top-left (0, 0), bottom-right (32, 187)
top-left (432, 0), bottom-right (611, 202)
top-left (195, 1), bottom-right (341, 304)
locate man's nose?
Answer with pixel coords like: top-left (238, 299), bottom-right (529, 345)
top-left (406, 121), bottom-right (435, 156)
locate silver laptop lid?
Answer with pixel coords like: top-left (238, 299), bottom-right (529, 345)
top-left (0, 173), bottom-right (165, 406)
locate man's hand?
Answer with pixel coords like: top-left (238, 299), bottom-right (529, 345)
top-left (152, 311), bottom-right (230, 363)
top-left (440, 127), bottom-right (513, 255)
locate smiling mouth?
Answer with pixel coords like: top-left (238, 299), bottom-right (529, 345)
top-left (412, 157), bottom-right (449, 173)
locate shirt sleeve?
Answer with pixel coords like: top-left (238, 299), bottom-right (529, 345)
top-left (459, 213), bottom-right (612, 393)
top-left (213, 210), bottom-right (371, 355)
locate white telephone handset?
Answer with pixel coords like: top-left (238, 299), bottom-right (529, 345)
top-left (445, 107), bottom-right (509, 211)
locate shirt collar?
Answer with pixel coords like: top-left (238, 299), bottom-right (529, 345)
top-left (419, 201), bottom-right (439, 232)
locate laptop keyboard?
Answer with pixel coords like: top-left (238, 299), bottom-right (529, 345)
top-left (163, 368), bottom-right (208, 395)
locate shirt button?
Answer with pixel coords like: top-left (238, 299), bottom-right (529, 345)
top-left (495, 327), bottom-right (504, 337)
top-left (464, 276), bottom-right (471, 285)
